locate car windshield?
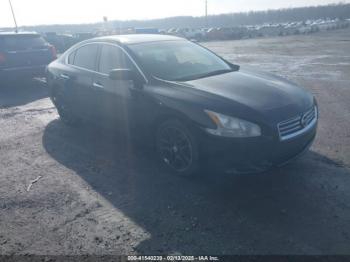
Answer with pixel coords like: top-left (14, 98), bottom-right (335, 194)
top-left (128, 40), bottom-right (234, 81)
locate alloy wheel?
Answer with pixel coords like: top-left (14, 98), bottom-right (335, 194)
top-left (157, 126), bottom-right (193, 172)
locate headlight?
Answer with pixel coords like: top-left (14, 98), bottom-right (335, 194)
top-left (205, 110), bottom-right (261, 138)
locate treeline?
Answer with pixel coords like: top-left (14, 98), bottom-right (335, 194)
top-left (15, 3), bottom-right (350, 33)
top-left (115, 3), bottom-right (350, 28)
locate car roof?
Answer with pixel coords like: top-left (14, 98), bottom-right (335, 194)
top-left (95, 34), bottom-right (184, 45)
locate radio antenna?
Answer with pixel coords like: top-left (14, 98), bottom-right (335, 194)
top-left (205, 0), bottom-right (208, 27)
top-left (8, 0), bottom-right (18, 33)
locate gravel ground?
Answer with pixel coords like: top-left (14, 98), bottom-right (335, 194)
top-left (0, 28), bottom-right (350, 256)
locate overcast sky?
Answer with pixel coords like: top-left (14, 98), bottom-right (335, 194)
top-left (1, 0), bottom-right (349, 27)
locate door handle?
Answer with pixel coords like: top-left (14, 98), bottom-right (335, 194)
top-left (60, 74), bottom-right (70, 80)
top-left (92, 82), bottom-right (104, 89)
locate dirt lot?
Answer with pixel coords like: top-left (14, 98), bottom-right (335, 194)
top-left (1, 28), bottom-right (350, 256)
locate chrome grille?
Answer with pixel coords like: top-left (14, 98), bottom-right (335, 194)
top-left (278, 107), bottom-right (317, 141)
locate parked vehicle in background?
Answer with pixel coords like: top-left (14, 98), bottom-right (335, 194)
top-left (0, 32), bottom-right (57, 81)
top-left (206, 28), bottom-right (235, 41)
top-left (113, 28), bottom-right (135, 35)
top-left (167, 28), bottom-right (178, 35)
top-left (175, 28), bottom-right (206, 40)
top-left (47, 34), bottom-right (318, 176)
top-left (135, 28), bottom-right (159, 34)
top-left (166, 28), bottom-right (206, 41)
top-left (44, 32), bottom-right (76, 53)
top-left (74, 33), bottom-right (94, 43)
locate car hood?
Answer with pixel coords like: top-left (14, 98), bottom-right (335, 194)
top-left (184, 68), bottom-right (314, 119)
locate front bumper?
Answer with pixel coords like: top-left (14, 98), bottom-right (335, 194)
top-left (198, 123), bottom-right (317, 173)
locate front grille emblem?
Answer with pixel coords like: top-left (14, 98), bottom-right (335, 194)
top-left (301, 114), bottom-right (308, 128)
top-left (278, 107), bottom-right (317, 141)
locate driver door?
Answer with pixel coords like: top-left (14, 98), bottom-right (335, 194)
top-left (92, 44), bottom-right (136, 132)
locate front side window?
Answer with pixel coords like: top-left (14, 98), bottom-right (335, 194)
top-left (98, 44), bottom-right (132, 74)
top-left (128, 40), bottom-right (233, 81)
top-left (72, 44), bottom-right (98, 71)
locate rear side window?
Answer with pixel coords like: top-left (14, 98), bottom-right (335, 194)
top-left (72, 44), bottom-right (98, 71)
top-left (98, 44), bottom-right (132, 74)
top-left (0, 35), bottom-right (47, 51)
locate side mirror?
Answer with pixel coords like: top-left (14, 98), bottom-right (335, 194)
top-left (109, 69), bottom-right (144, 88)
top-left (109, 69), bottom-right (136, 81)
top-left (228, 63), bottom-right (240, 71)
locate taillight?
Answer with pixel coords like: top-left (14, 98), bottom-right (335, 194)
top-left (49, 45), bottom-right (57, 59)
top-left (0, 52), bottom-right (6, 64)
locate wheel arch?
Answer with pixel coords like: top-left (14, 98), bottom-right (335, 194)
top-left (151, 111), bottom-right (197, 141)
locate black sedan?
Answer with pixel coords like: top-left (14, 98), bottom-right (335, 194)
top-left (46, 34), bottom-right (318, 176)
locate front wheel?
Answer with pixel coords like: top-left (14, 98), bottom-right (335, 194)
top-left (156, 119), bottom-right (199, 177)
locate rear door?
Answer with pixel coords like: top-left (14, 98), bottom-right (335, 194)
top-left (0, 34), bottom-right (55, 69)
top-left (62, 43), bottom-right (99, 120)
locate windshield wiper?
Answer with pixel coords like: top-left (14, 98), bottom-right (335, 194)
top-left (175, 69), bottom-right (234, 82)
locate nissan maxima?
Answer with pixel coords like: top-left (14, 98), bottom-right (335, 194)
top-left (46, 34), bottom-right (318, 176)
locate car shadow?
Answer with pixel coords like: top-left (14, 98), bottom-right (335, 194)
top-left (42, 119), bottom-right (350, 255)
top-left (0, 78), bottom-right (48, 108)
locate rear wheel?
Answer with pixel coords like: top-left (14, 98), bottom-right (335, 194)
top-left (156, 119), bottom-right (199, 177)
top-left (51, 90), bottom-right (81, 127)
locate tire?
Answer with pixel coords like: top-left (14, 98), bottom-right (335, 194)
top-left (156, 119), bottom-right (199, 177)
top-left (51, 91), bottom-right (81, 127)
